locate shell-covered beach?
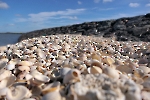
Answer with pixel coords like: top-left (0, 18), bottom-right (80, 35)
top-left (0, 34), bottom-right (150, 100)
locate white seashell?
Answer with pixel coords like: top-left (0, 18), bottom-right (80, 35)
top-left (103, 67), bottom-right (119, 80)
top-left (6, 61), bottom-right (16, 70)
top-left (0, 69), bottom-right (11, 81)
top-left (91, 52), bottom-right (101, 61)
top-left (59, 67), bottom-right (71, 78)
top-left (17, 61), bottom-right (33, 67)
top-left (25, 73), bottom-right (33, 81)
top-left (6, 85), bottom-right (31, 100)
top-left (18, 66), bottom-right (30, 72)
top-left (63, 69), bottom-right (81, 84)
top-left (138, 66), bottom-right (150, 74)
top-left (32, 73), bottom-right (50, 85)
top-left (91, 59), bottom-right (103, 68)
top-left (87, 66), bottom-right (102, 74)
top-left (0, 87), bottom-right (8, 96)
top-left (102, 56), bottom-right (115, 66)
top-left (141, 91), bottom-right (150, 100)
top-left (38, 51), bottom-right (46, 59)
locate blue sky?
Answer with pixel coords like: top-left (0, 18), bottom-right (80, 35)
top-left (0, 0), bottom-right (150, 33)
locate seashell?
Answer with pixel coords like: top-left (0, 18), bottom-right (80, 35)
top-left (30, 86), bottom-right (42, 97)
top-left (91, 52), bottom-right (101, 61)
top-left (142, 81), bottom-right (150, 91)
top-left (128, 61), bottom-right (139, 69)
top-left (87, 66), bottom-right (102, 74)
top-left (116, 65), bottom-right (132, 74)
top-left (18, 66), bottom-right (30, 72)
top-left (125, 87), bottom-right (142, 100)
top-left (143, 74), bottom-right (150, 82)
top-left (114, 59), bottom-right (124, 66)
top-left (17, 61), bottom-right (33, 67)
top-left (63, 69), bottom-right (81, 84)
top-left (32, 73), bottom-right (50, 85)
top-left (6, 61), bottom-right (16, 70)
top-left (0, 60), bottom-right (7, 70)
top-left (101, 56), bottom-right (115, 66)
top-left (103, 67), bottom-right (119, 80)
top-left (77, 64), bottom-right (87, 73)
top-left (58, 55), bottom-right (66, 60)
top-left (42, 82), bottom-right (62, 100)
top-left (91, 59), bottom-right (103, 69)
top-left (133, 68), bottom-right (144, 78)
top-left (42, 81), bottom-right (60, 95)
top-left (141, 91), bottom-right (150, 100)
top-left (0, 87), bottom-right (8, 96)
top-left (6, 85), bottom-right (31, 100)
top-left (25, 73), bottom-right (33, 81)
top-left (0, 69), bottom-right (11, 81)
top-left (59, 67), bottom-right (71, 78)
top-left (138, 66), bottom-right (150, 74)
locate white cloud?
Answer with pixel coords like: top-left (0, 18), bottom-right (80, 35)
top-left (99, 8), bottom-right (115, 11)
top-left (0, 1), bottom-right (9, 9)
top-left (94, 0), bottom-right (100, 3)
top-left (78, 1), bottom-right (82, 5)
top-left (129, 3), bottom-right (139, 7)
top-left (15, 8), bottom-right (85, 23)
top-left (146, 3), bottom-right (150, 7)
top-left (60, 16), bottom-right (78, 20)
top-left (103, 0), bottom-right (113, 3)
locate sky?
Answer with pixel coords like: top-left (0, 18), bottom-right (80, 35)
top-left (0, 0), bottom-right (150, 33)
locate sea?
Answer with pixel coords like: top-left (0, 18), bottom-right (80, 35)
top-left (0, 33), bottom-right (22, 46)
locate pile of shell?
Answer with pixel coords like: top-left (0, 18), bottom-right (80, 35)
top-left (0, 34), bottom-right (150, 100)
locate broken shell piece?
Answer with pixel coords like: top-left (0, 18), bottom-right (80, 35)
top-left (63, 69), bottom-right (81, 84)
top-left (42, 81), bottom-right (60, 95)
top-left (6, 85), bottom-right (31, 100)
top-left (87, 66), bottom-right (102, 74)
top-left (42, 82), bottom-right (62, 100)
